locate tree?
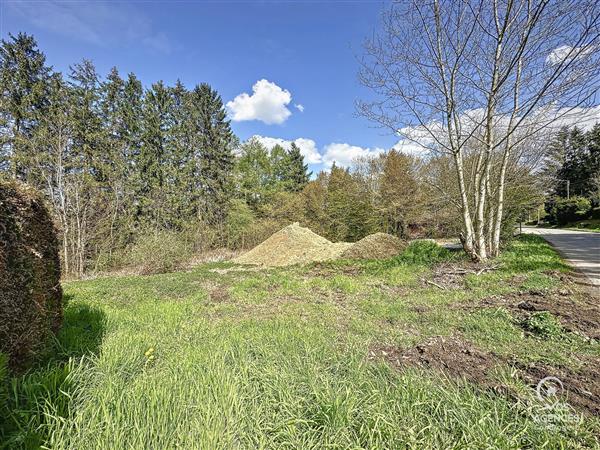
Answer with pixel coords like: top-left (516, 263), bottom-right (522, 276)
top-left (325, 164), bottom-right (376, 241)
top-left (138, 81), bottom-right (172, 226)
top-left (186, 83), bottom-right (234, 227)
top-left (0, 33), bottom-right (51, 179)
top-left (379, 150), bottom-right (422, 238)
top-left (359, 0), bottom-right (600, 260)
top-left (284, 142), bottom-right (311, 192)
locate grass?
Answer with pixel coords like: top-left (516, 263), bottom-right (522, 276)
top-left (564, 219), bottom-right (600, 233)
top-left (1, 236), bottom-right (599, 449)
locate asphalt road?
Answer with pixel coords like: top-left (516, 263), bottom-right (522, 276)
top-left (523, 227), bottom-right (600, 289)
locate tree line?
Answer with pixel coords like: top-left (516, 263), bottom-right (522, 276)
top-left (542, 125), bottom-right (600, 225)
top-left (1, 32), bottom-right (556, 276)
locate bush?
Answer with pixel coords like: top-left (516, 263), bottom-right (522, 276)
top-left (521, 311), bottom-right (564, 338)
top-left (546, 196), bottom-right (592, 226)
top-left (125, 229), bottom-right (194, 275)
top-left (0, 181), bottom-right (62, 371)
top-left (386, 240), bottom-right (455, 266)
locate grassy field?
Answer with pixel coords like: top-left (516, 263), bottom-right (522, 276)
top-left (1, 236), bottom-right (599, 449)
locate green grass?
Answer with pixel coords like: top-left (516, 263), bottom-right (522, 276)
top-left (564, 219), bottom-right (600, 233)
top-left (1, 236), bottom-right (598, 449)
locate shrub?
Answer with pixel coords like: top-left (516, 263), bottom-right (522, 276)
top-left (521, 311), bottom-right (563, 338)
top-left (547, 196), bottom-right (592, 226)
top-left (0, 181), bottom-right (62, 371)
top-left (381, 240), bottom-right (455, 266)
top-left (226, 199), bottom-right (257, 249)
top-left (125, 229), bottom-right (194, 275)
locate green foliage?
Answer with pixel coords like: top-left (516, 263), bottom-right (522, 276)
top-left (546, 196), bottom-right (592, 226)
top-left (395, 240), bottom-right (455, 265)
top-left (125, 229), bottom-right (194, 275)
top-left (544, 125), bottom-right (600, 204)
top-left (225, 199), bottom-right (256, 248)
top-left (0, 33), bottom-right (51, 178)
top-left (521, 312), bottom-right (564, 339)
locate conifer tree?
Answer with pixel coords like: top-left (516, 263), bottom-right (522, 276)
top-left (283, 142), bottom-right (311, 192)
top-left (138, 81), bottom-right (172, 226)
top-left (186, 83), bottom-right (234, 226)
top-left (0, 33), bottom-right (51, 179)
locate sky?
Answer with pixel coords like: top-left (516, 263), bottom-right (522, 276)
top-left (1, 0), bottom-right (395, 173)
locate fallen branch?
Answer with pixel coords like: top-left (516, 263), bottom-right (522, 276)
top-left (423, 279), bottom-right (447, 290)
top-left (476, 265), bottom-right (501, 276)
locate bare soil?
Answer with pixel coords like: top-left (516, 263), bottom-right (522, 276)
top-left (479, 289), bottom-right (600, 340)
top-left (371, 335), bottom-right (600, 416)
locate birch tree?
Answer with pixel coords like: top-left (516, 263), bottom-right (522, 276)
top-left (358, 0), bottom-right (600, 260)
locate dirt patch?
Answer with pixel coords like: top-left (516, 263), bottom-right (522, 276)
top-left (234, 222), bottom-right (353, 267)
top-left (305, 263), bottom-right (363, 278)
top-left (480, 289), bottom-right (600, 340)
top-left (420, 262), bottom-right (502, 290)
top-left (341, 233), bottom-right (406, 260)
top-left (517, 358), bottom-right (600, 417)
top-left (208, 285), bottom-right (230, 302)
top-left (370, 336), bottom-right (504, 388)
top-left (208, 266), bottom-right (262, 275)
top-left (372, 336), bottom-right (600, 416)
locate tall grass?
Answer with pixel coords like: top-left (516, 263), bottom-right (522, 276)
top-left (1, 235), bottom-right (598, 449)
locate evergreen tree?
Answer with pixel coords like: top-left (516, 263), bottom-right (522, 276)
top-left (186, 83), bottom-right (234, 226)
top-left (283, 143), bottom-right (311, 192)
top-left (138, 81), bottom-right (172, 226)
top-left (68, 60), bottom-right (104, 178)
top-left (0, 33), bottom-right (51, 179)
top-left (541, 127), bottom-right (569, 194)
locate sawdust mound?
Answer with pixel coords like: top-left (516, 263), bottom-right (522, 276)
top-left (341, 232), bottom-right (406, 260)
top-left (234, 222), bottom-right (353, 267)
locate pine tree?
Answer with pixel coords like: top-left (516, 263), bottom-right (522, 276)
top-left (283, 142), bottom-right (311, 192)
top-left (186, 83), bottom-right (234, 226)
top-left (0, 33), bottom-right (51, 179)
top-left (68, 60), bottom-right (105, 179)
top-left (557, 127), bottom-right (589, 197)
top-left (165, 80), bottom-right (195, 226)
top-left (138, 81), bottom-right (172, 227)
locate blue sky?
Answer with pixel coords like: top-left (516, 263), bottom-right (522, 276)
top-left (1, 0), bottom-right (395, 172)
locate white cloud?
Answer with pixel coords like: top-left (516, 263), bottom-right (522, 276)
top-left (295, 104), bottom-right (305, 112)
top-left (546, 45), bottom-right (595, 65)
top-left (393, 140), bottom-right (432, 157)
top-left (322, 143), bottom-right (385, 168)
top-left (253, 135), bottom-right (321, 164)
top-left (6, 1), bottom-right (172, 53)
top-left (395, 105), bottom-right (600, 155)
top-left (226, 80), bottom-right (292, 125)
top-left (545, 105), bottom-right (600, 131)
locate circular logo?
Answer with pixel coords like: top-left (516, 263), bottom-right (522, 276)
top-left (536, 376), bottom-right (564, 404)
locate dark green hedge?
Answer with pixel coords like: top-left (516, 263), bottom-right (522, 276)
top-left (0, 181), bottom-right (62, 371)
